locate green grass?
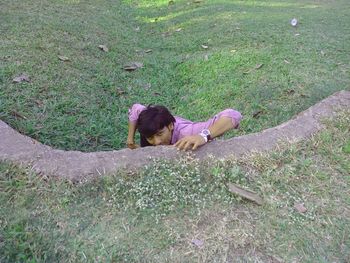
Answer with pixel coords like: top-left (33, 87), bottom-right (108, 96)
top-left (1, 110), bottom-right (349, 262)
top-left (1, 0), bottom-right (349, 151)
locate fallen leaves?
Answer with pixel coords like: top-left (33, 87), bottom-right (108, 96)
top-left (243, 63), bottom-right (264, 74)
top-left (116, 87), bottom-right (127, 96)
top-left (294, 203), bottom-right (307, 213)
top-left (13, 73), bottom-right (30, 83)
top-left (58, 55), bottom-right (70, 62)
top-left (255, 63), bottom-right (263, 69)
top-left (162, 31), bottom-right (172, 37)
top-left (228, 183), bottom-right (263, 205)
top-left (123, 62), bottom-right (143, 71)
top-left (285, 89), bottom-right (295, 95)
top-left (11, 110), bottom-right (27, 120)
top-left (98, 45), bottom-right (109, 52)
top-left (252, 110), bottom-right (264, 118)
top-left (201, 44), bottom-right (209, 49)
top-left (191, 239), bottom-right (204, 248)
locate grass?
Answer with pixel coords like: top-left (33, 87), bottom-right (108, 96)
top-left (1, 110), bottom-right (349, 262)
top-left (1, 1), bottom-right (349, 261)
top-left (1, 0), bottom-right (349, 151)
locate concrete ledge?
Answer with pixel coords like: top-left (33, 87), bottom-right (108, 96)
top-left (1, 90), bottom-right (349, 181)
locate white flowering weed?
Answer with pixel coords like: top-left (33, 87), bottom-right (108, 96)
top-left (105, 156), bottom-right (248, 218)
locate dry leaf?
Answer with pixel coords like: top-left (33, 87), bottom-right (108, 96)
top-left (284, 59), bottom-right (290, 64)
top-left (175, 28), bottom-right (182, 32)
top-left (252, 110), bottom-right (263, 118)
top-left (168, 0), bottom-right (175, 5)
top-left (286, 89), bottom-right (295, 95)
top-left (204, 54), bottom-right (209, 61)
top-left (153, 92), bottom-right (161, 96)
top-left (201, 45), bottom-right (208, 49)
top-left (116, 88), bottom-right (127, 96)
top-left (144, 49), bottom-right (152, 53)
top-left (11, 111), bottom-right (27, 120)
top-left (134, 26), bottom-right (140, 32)
top-left (294, 203), bottom-right (307, 213)
top-left (295, 33), bottom-right (300, 36)
top-left (194, 0), bottom-right (203, 3)
top-left (230, 49), bottom-right (237, 53)
top-left (123, 62), bottom-right (143, 71)
top-left (34, 99), bottom-right (44, 107)
top-left (228, 183), bottom-right (263, 205)
top-left (58, 55), bottom-right (70, 62)
top-left (191, 239), bottom-right (204, 247)
top-left (98, 45), bottom-right (109, 52)
top-left (243, 63), bottom-right (263, 74)
top-left (162, 31), bottom-right (172, 37)
top-left (13, 73), bottom-right (30, 83)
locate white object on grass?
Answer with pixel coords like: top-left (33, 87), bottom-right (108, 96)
top-left (291, 18), bottom-right (298, 27)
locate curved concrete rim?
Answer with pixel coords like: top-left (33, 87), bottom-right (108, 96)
top-left (1, 90), bottom-right (349, 181)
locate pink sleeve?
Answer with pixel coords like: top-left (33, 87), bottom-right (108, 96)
top-left (215, 109), bottom-right (242, 128)
top-left (128, 103), bottom-right (147, 124)
top-left (181, 109), bottom-right (243, 138)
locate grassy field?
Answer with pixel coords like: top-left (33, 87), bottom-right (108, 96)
top-left (1, 0), bottom-right (349, 151)
top-left (1, 0), bottom-right (350, 262)
top-left (1, 110), bottom-right (349, 262)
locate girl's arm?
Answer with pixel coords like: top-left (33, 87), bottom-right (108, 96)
top-left (175, 109), bottom-right (242, 151)
top-left (126, 104), bottom-right (146, 149)
top-left (127, 121), bottom-right (139, 149)
top-left (174, 116), bottom-right (235, 151)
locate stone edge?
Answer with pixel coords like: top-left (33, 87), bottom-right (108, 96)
top-left (0, 90), bottom-right (349, 181)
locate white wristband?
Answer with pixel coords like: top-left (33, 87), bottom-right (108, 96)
top-left (199, 132), bottom-right (208, 143)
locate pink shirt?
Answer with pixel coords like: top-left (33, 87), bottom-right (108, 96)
top-left (128, 104), bottom-right (242, 144)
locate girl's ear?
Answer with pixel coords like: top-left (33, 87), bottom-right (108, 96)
top-left (168, 122), bottom-right (174, 131)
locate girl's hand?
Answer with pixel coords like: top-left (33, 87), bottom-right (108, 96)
top-left (127, 121), bottom-right (138, 149)
top-left (126, 141), bottom-right (139, 149)
top-left (174, 135), bottom-right (206, 151)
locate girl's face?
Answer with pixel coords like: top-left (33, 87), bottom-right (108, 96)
top-left (146, 123), bottom-right (174, 146)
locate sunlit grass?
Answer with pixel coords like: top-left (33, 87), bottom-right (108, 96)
top-left (235, 0), bottom-right (320, 8)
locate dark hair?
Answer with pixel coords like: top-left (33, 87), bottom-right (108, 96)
top-left (137, 105), bottom-right (176, 147)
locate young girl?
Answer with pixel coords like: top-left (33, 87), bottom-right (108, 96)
top-left (127, 103), bottom-right (242, 151)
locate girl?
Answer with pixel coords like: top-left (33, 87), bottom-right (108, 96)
top-left (127, 104), bottom-right (242, 151)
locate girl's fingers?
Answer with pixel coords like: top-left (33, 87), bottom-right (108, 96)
top-left (184, 141), bottom-right (192, 151)
top-left (192, 141), bottom-right (200, 150)
top-left (175, 139), bottom-right (185, 150)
